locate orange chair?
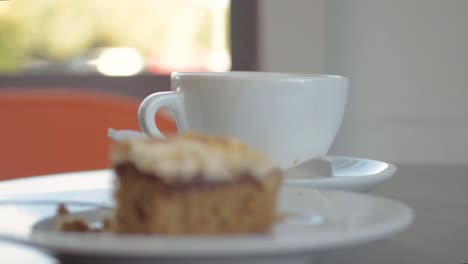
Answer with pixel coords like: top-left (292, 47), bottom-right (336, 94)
top-left (0, 89), bottom-right (177, 180)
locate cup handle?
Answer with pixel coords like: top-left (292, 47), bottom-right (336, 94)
top-left (138, 91), bottom-right (186, 138)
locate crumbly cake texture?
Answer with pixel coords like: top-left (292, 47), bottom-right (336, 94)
top-left (55, 203), bottom-right (109, 233)
top-left (110, 133), bottom-right (283, 234)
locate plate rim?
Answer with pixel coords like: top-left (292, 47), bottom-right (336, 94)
top-left (0, 187), bottom-right (413, 258)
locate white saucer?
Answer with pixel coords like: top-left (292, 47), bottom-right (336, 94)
top-left (0, 186), bottom-right (412, 264)
top-left (285, 156), bottom-right (396, 192)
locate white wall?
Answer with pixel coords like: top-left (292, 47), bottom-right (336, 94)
top-left (258, 0), bottom-right (325, 74)
top-left (258, 0), bottom-right (468, 165)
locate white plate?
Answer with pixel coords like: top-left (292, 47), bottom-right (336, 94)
top-left (0, 186), bottom-right (413, 264)
top-left (285, 156), bottom-right (397, 192)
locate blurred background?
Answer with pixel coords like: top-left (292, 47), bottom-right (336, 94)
top-left (0, 0), bottom-right (238, 97)
top-left (0, 0), bottom-right (231, 74)
top-left (0, 0), bottom-right (466, 179)
top-left (0, 0), bottom-right (252, 179)
top-left (258, 0), bottom-right (468, 165)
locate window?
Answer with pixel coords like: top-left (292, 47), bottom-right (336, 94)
top-left (0, 0), bottom-right (257, 97)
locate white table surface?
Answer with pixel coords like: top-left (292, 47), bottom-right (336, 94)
top-left (0, 163), bottom-right (467, 264)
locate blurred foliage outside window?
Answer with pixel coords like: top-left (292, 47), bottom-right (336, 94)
top-left (0, 0), bottom-right (231, 75)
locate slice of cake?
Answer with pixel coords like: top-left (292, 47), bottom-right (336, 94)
top-left (109, 133), bottom-right (282, 235)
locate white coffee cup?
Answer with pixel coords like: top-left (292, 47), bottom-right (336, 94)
top-left (139, 71), bottom-right (348, 169)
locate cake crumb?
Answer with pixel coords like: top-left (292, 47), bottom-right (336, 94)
top-left (55, 204), bottom-right (110, 233)
top-left (57, 203), bottom-right (69, 216)
top-left (57, 218), bottom-right (90, 232)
